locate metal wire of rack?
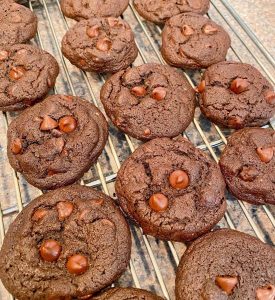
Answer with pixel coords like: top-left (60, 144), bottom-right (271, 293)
top-left (0, 0), bottom-right (274, 299)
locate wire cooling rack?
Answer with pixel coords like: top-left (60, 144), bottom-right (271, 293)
top-left (0, 0), bottom-right (274, 299)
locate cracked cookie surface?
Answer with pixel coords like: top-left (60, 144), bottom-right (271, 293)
top-left (100, 63), bottom-right (195, 140)
top-left (134, 0), bottom-right (209, 25)
top-left (7, 95), bottom-right (108, 190)
top-left (115, 137), bottom-right (226, 242)
top-left (176, 229), bottom-right (275, 300)
top-left (219, 128), bottom-right (275, 205)
top-left (0, 0), bottom-right (37, 46)
top-left (0, 185), bottom-right (131, 299)
top-left (61, 17), bottom-right (138, 73)
top-left (198, 61), bottom-right (275, 128)
top-left (161, 13), bottom-right (231, 69)
top-left (0, 44), bottom-right (59, 111)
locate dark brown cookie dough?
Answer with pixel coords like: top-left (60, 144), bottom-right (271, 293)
top-left (0, 185), bottom-right (131, 300)
top-left (60, 0), bottom-right (129, 21)
top-left (7, 95), bottom-right (108, 190)
top-left (161, 13), bottom-right (231, 69)
top-left (0, 44), bottom-right (59, 111)
top-left (100, 63), bottom-right (195, 140)
top-left (61, 17), bottom-right (138, 73)
top-left (93, 288), bottom-right (164, 300)
top-left (0, 0), bottom-right (37, 47)
top-left (116, 137), bottom-right (226, 242)
top-left (219, 128), bottom-right (275, 205)
top-left (198, 61), bottom-right (275, 128)
top-left (134, 0), bottom-right (210, 25)
top-left (175, 229), bottom-right (275, 300)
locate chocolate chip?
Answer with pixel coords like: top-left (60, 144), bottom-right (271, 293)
top-left (11, 138), bottom-right (22, 155)
top-left (66, 254), bottom-right (89, 275)
top-left (215, 276), bottom-right (238, 295)
top-left (39, 239), bottom-right (62, 262)
top-left (151, 87), bottom-right (167, 101)
top-left (181, 24), bottom-right (194, 36)
top-left (143, 128), bottom-right (151, 136)
top-left (256, 285), bottom-right (275, 300)
top-left (239, 166), bottom-right (259, 181)
top-left (197, 80), bottom-right (206, 93)
top-left (169, 170), bottom-right (189, 189)
top-left (228, 116), bottom-right (243, 128)
top-left (56, 201), bottom-right (74, 221)
top-left (96, 38), bottom-right (112, 52)
top-left (230, 78), bottom-right (249, 94)
top-left (53, 138), bottom-right (65, 154)
top-left (107, 17), bottom-right (123, 27)
top-left (60, 95), bottom-right (74, 102)
top-left (40, 115), bottom-right (58, 131)
top-left (86, 25), bottom-right (100, 38)
top-left (52, 129), bottom-right (63, 138)
top-left (32, 208), bottom-right (48, 222)
top-left (131, 86), bottom-right (147, 97)
top-left (58, 116), bottom-right (77, 133)
top-left (9, 66), bottom-right (26, 80)
top-left (0, 50), bottom-right (8, 61)
top-left (265, 91), bottom-right (275, 105)
top-left (203, 24), bottom-right (218, 35)
top-left (149, 193), bottom-right (169, 212)
top-left (93, 199), bottom-right (104, 206)
top-left (256, 147), bottom-right (274, 163)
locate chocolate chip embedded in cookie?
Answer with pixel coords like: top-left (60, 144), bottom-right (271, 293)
top-left (115, 137), bottom-right (226, 242)
top-left (198, 61), bottom-right (275, 128)
top-left (219, 128), bottom-right (275, 205)
top-left (134, 0), bottom-right (210, 25)
top-left (161, 13), bottom-right (231, 69)
top-left (0, 0), bottom-right (37, 46)
top-left (7, 95), bottom-right (108, 190)
top-left (100, 63), bottom-right (195, 140)
top-left (0, 185), bottom-right (131, 299)
top-left (0, 44), bottom-right (59, 111)
top-left (60, 0), bottom-right (129, 21)
top-left (175, 229), bottom-right (275, 300)
top-left (61, 17), bottom-right (138, 73)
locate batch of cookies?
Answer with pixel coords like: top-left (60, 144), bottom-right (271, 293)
top-left (0, 0), bottom-right (274, 299)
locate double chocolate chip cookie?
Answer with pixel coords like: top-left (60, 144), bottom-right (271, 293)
top-left (134, 0), bottom-right (210, 25)
top-left (116, 137), bottom-right (226, 242)
top-left (0, 185), bottom-right (131, 299)
top-left (60, 0), bottom-right (129, 21)
top-left (176, 229), bottom-right (275, 300)
top-left (93, 288), bottom-right (164, 300)
top-left (219, 128), bottom-right (275, 205)
top-left (100, 63), bottom-right (195, 140)
top-left (161, 13), bottom-right (231, 69)
top-left (61, 17), bottom-right (138, 73)
top-left (7, 95), bottom-right (108, 190)
top-left (198, 61), bottom-right (275, 128)
top-left (0, 0), bottom-right (37, 47)
top-left (0, 44), bottom-right (59, 111)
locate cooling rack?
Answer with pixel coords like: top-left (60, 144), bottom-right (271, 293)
top-left (0, 0), bottom-right (274, 299)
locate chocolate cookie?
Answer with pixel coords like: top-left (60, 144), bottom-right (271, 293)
top-left (134, 0), bottom-right (210, 25)
top-left (161, 13), bottom-right (231, 69)
top-left (60, 0), bottom-right (129, 21)
top-left (115, 137), bottom-right (226, 242)
top-left (0, 185), bottom-right (131, 299)
top-left (93, 288), bottom-right (164, 300)
top-left (175, 229), bottom-right (275, 300)
top-left (198, 61), bottom-right (275, 128)
top-left (100, 63), bottom-right (195, 140)
top-left (0, 0), bottom-right (37, 47)
top-left (7, 95), bottom-right (108, 190)
top-left (61, 17), bottom-right (138, 73)
top-left (0, 44), bottom-right (59, 111)
top-left (219, 128), bottom-right (275, 205)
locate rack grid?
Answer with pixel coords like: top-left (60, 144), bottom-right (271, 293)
top-left (0, 0), bottom-right (274, 299)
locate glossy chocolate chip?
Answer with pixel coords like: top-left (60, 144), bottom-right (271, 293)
top-left (40, 115), bottom-right (58, 131)
top-left (230, 78), bottom-right (249, 94)
top-left (131, 86), bottom-right (147, 97)
top-left (265, 91), bottom-right (275, 105)
top-left (32, 208), bottom-right (48, 222)
top-left (9, 66), bottom-right (26, 80)
top-left (96, 38), bottom-right (112, 52)
top-left (197, 80), bottom-right (206, 93)
top-left (256, 285), bottom-right (275, 300)
top-left (143, 128), bottom-right (151, 136)
top-left (215, 276), bottom-right (238, 295)
top-left (151, 87), bottom-right (167, 101)
top-left (11, 138), bottom-right (22, 155)
top-left (228, 116), bottom-right (243, 128)
top-left (256, 147), bottom-right (274, 163)
top-left (149, 193), bottom-right (169, 212)
top-left (181, 25), bottom-right (194, 36)
top-left (58, 116), bottom-right (77, 133)
top-left (169, 170), bottom-right (189, 189)
top-left (203, 24), bottom-right (218, 35)
top-left (56, 201), bottom-right (74, 221)
top-left (66, 254), bottom-right (89, 275)
top-left (86, 25), bottom-right (100, 38)
top-left (239, 166), bottom-right (259, 181)
top-left (0, 50), bottom-right (8, 61)
top-left (40, 239), bottom-right (62, 262)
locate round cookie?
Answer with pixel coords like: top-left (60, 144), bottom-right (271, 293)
top-left (115, 137), bottom-right (226, 242)
top-left (61, 17), bottom-right (138, 73)
top-left (198, 61), bottom-right (275, 128)
top-left (161, 13), bottom-right (231, 69)
top-left (93, 288), bottom-right (164, 300)
top-left (134, 0), bottom-right (210, 25)
top-left (0, 0), bottom-right (37, 47)
top-left (60, 0), bottom-right (129, 21)
top-left (219, 128), bottom-right (275, 205)
top-left (175, 229), bottom-right (275, 300)
top-left (0, 44), bottom-right (59, 111)
top-left (100, 63), bottom-right (195, 140)
top-left (7, 94), bottom-right (108, 190)
top-left (0, 185), bottom-right (131, 299)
